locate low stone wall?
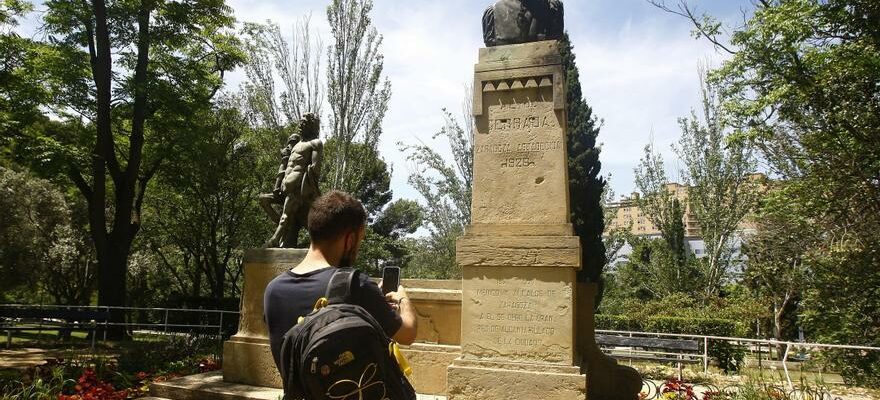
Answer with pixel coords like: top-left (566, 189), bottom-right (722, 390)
top-left (399, 279), bottom-right (463, 395)
top-left (402, 279), bottom-right (461, 345)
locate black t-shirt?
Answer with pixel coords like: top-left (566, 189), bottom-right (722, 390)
top-left (263, 266), bottom-right (402, 370)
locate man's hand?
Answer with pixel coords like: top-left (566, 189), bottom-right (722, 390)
top-left (384, 285), bottom-right (408, 311)
top-left (383, 284), bottom-right (417, 345)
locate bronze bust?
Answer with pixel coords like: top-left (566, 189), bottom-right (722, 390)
top-left (482, 0), bottom-right (564, 47)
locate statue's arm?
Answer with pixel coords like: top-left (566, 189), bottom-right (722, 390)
top-left (309, 140), bottom-right (323, 177)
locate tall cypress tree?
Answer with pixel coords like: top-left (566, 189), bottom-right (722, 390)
top-left (559, 34), bottom-right (607, 285)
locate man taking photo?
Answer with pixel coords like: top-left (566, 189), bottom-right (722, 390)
top-left (263, 190), bottom-right (418, 373)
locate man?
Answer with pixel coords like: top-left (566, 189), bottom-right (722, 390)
top-left (266, 113), bottom-right (324, 248)
top-left (263, 190), bottom-right (418, 371)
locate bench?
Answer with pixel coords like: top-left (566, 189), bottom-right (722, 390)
top-left (596, 334), bottom-right (704, 377)
top-left (0, 306), bottom-right (111, 349)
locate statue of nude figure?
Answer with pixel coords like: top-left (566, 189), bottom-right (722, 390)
top-left (266, 113), bottom-right (323, 248)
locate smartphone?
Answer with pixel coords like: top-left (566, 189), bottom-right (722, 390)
top-left (381, 266), bottom-right (400, 295)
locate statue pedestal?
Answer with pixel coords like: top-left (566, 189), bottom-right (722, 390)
top-left (222, 249), bottom-right (306, 388)
top-left (446, 40), bottom-right (587, 399)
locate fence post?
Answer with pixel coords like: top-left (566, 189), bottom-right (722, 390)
top-left (6, 330), bottom-right (11, 348)
top-left (218, 311), bottom-right (225, 352)
top-left (103, 307), bottom-right (108, 342)
top-left (164, 309), bottom-right (169, 333)
top-left (628, 331), bottom-right (633, 367)
top-left (703, 337), bottom-right (708, 373)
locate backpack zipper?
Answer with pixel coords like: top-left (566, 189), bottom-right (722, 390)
top-left (310, 356), bottom-right (318, 374)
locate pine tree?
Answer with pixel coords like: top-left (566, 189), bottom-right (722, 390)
top-left (559, 34), bottom-right (607, 284)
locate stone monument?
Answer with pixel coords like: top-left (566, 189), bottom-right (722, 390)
top-left (447, 2), bottom-right (641, 399)
top-left (445, 34), bottom-right (588, 400)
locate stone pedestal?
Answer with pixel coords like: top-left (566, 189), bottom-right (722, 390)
top-left (222, 248), bottom-right (306, 388)
top-left (446, 40), bottom-right (587, 399)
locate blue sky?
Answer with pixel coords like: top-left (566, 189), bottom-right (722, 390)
top-left (221, 0), bottom-right (754, 201)
top-left (16, 0), bottom-right (754, 202)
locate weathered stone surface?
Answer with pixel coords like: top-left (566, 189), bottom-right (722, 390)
top-left (221, 339), bottom-right (281, 389)
top-left (401, 343), bottom-right (461, 395)
top-left (465, 223), bottom-right (573, 236)
top-left (456, 234), bottom-right (580, 268)
top-left (459, 265), bottom-right (577, 365)
top-left (222, 249), bottom-right (305, 387)
top-left (476, 40), bottom-right (563, 71)
top-left (447, 360), bottom-right (585, 400)
top-left (408, 287), bottom-right (462, 345)
top-left (471, 43), bottom-right (569, 226)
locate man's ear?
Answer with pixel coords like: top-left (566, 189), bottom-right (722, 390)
top-left (344, 229), bottom-right (356, 251)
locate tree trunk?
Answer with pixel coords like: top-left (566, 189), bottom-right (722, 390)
top-left (773, 304), bottom-right (785, 359)
top-left (95, 235), bottom-right (130, 339)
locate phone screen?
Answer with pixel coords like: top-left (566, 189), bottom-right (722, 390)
top-left (382, 266), bottom-right (400, 295)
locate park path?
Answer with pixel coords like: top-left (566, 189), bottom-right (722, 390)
top-left (0, 348), bottom-right (56, 369)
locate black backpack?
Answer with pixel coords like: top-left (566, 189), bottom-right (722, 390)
top-left (279, 268), bottom-right (417, 400)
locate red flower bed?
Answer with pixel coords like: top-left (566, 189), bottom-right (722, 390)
top-left (58, 368), bottom-right (134, 400)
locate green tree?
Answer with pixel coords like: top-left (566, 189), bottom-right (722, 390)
top-left (240, 17), bottom-right (323, 133)
top-left (633, 142), bottom-right (688, 268)
top-left (743, 186), bottom-right (815, 352)
top-left (0, 167), bottom-right (96, 305)
top-left (654, 0), bottom-right (880, 385)
top-left (676, 75), bottom-right (758, 296)
top-left (559, 33), bottom-right (607, 286)
top-left (326, 0), bottom-right (391, 193)
top-left (6, 0), bottom-right (244, 332)
top-left (600, 184), bottom-right (630, 270)
top-left (141, 102), bottom-right (266, 304)
top-left (400, 105), bottom-right (473, 278)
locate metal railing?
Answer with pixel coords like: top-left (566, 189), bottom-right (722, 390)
top-left (596, 329), bottom-right (880, 391)
top-left (1, 304), bottom-right (240, 349)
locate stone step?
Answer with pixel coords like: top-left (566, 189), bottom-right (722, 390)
top-left (149, 371), bottom-right (447, 400)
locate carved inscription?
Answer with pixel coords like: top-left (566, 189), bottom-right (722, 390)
top-left (470, 283), bottom-right (561, 348)
top-left (478, 99), bottom-right (562, 169)
top-left (490, 115), bottom-right (553, 133)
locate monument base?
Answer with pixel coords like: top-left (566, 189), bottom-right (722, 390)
top-left (446, 359), bottom-right (586, 400)
top-left (222, 336), bottom-right (280, 388)
top-left (221, 248), bottom-right (307, 388)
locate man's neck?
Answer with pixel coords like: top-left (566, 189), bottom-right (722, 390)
top-left (292, 245), bottom-right (338, 274)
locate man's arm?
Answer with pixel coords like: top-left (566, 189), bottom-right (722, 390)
top-left (386, 285), bottom-right (418, 345)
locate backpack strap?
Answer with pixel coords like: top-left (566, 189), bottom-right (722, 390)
top-left (325, 267), bottom-right (358, 305)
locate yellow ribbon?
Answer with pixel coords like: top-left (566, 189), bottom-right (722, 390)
top-left (297, 297), bottom-right (329, 325)
top-left (388, 342), bottom-right (412, 377)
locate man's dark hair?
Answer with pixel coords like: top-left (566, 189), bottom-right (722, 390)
top-left (308, 190), bottom-right (367, 243)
